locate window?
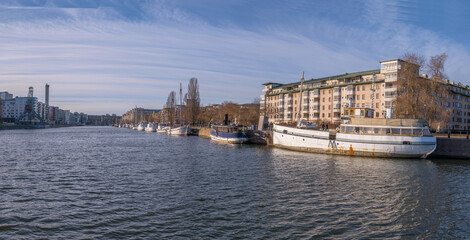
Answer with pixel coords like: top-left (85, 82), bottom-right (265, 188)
top-left (376, 93), bottom-right (379, 99)
top-left (362, 94), bottom-right (365, 100)
top-left (357, 95), bottom-right (360, 100)
top-left (357, 86), bottom-right (360, 91)
top-left (362, 86), bottom-right (365, 90)
top-left (322, 113), bottom-right (325, 118)
top-left (401, 129), bottom-right (412, 135)
top-left (376, 112), bottom-right (379, 117)
top-left (328, 97), bottom-right (331, 102)
top-left (391, 128), bottom-right (400, 135)
top-left (413, 129), bottom-right (423, 136)
top-left (328, 113), bottom-right (331, 117)
top-left (376, 103), bottom-right (379, 108)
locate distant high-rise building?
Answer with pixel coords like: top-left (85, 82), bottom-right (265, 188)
top-left (45, 84), bottom-right (49, 121)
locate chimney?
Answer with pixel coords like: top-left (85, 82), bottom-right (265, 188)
top-left (45, 84), bottom-right (49, 121)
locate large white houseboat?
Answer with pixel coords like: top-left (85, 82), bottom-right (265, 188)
top-left (273, 118), bottom-right (436, 158)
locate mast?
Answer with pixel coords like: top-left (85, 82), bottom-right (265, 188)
top-left (297, 72), bottom-right (304, 126)
top-left (179, 83), bottom-right (183, 125)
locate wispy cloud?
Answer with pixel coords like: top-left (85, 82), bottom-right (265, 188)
top-left (0, 0), bottom-right (469, 114)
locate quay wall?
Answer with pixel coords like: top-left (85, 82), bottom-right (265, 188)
top-left (429, 137), bottom-right (470, 159)
top-left (197, 127), bottom-right (211, 139)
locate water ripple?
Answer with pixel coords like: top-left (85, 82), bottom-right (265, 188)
top-left (0, 126), bottom-right (469, 239)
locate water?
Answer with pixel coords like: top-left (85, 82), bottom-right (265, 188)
top-left (1, 126), bottom-right (469, 239)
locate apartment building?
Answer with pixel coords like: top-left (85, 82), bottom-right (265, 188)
top-left (261, 59), bottom-right (470, 130)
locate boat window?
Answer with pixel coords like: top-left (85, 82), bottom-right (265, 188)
top-left (346, 126), bottom-right (354, 133)
top-left (363, 127), bottom-right (373, 134)
top-left (413, 129), bottom-right (423, 136)
top-left (354, 127), bottom-right (360, 134)
top-left (423, 129), bottom-right (432, 136)
top-left (401, 129), bottom-right (412, 135)
top-left (383, 128), bottom-right (391, 135)
top-left (341, 126), bottom-right (345, 132)
top-left (373, 128), bottom-right (381, 134)
top-left (391, 128), bottom-right (401, 135)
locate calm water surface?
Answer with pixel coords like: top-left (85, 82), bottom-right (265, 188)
top-left (1, 126), bottom-right (469, 239)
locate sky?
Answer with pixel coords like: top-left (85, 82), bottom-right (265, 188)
top-left (1, 0), bottom-right (470, 115)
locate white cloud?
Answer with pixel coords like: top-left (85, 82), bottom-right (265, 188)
top-left (1, 1), bottom-right (469, 115)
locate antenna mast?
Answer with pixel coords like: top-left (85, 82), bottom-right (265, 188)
top-left (370, 74), bottom-right (376, 118)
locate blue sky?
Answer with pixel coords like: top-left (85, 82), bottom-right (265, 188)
top-left (1, 0), bottom-right (469, 114)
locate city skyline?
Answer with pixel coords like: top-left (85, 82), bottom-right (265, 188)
top-left (1, 0), bottom-right (470, 115)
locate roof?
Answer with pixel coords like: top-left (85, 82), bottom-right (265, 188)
top-left (265, 69), bottom-right (380, 90)
top-left (262, 82), bottom-right (281, 86)
top-left (349, 118), bottom-right (428, 127)
top-left (379, 59), bottom-right (403, 63)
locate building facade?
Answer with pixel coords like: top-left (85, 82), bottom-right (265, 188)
top-left (261, 59), bottom-right (470, 130)
top-left (0, 97), bottom-right (39, 123)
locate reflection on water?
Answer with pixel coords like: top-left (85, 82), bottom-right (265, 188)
top-left (0, 126), bottom-right (469, 239)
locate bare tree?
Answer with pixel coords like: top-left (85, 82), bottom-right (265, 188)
top-left (165, 91), bottom-right (176, 125)
top-left (184, 78), bottom-right (200, 125)
top-left (395, 52), bottom-right (426, 119)
top-left (395, 52), bottom-right (450, 130)
top-left (426, 53), bottom-right (451, 129)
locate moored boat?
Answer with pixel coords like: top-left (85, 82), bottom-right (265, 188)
top-left (156, 124), bottom-right (169, 133)
top-left (273, 118), bottom-right (436, 158)
top-left (136, 122), bottom-right (145, 131)
top-left (145, 123), bottom-right (156, 132)
top-left (210, 125), bottom-right (248, 144)
top-left (168, 125), bottom-right (190, 136)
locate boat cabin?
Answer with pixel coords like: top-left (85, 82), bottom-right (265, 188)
top-left (340, 125), bottom-right (432, 136)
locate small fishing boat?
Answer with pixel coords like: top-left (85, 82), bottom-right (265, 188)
top-left (136, 122), bottom-right (145, 131)
top-left (145, 123), bottom-right (156, 132)
top-left (156, 124), bottom-right (169, 133)
top-left (168, 125), bottom-right (190, 136)
top-left (210, 125), bottom-right (248, 144)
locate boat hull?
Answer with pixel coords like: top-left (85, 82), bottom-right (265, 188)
top-left (273, 124), bottom-right (436, 158)
top-left (210, 131), bottom-right (248, 144)
top-left (168, 126), bottom-right (190, 136)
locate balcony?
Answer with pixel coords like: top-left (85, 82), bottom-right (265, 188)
top-left (333, 88), bottom-right (341, 96)
top-left (385, 85), bottom-right (397, 92)
top-left (333, 116), bottom-right (341, 121)
top-left (384, 91), bottom-right (397, 99)
top-left (312, 90), bottom-right (320, 97)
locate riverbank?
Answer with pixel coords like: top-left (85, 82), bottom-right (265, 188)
top-left (0, 124), bottom-right (84, 131)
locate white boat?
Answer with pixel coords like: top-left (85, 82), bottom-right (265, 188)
top-left (273, 118), bottom-right (436, 158)
top-left (145, 123), bottom-right (156, 132)
top-left (156, 124), bottom-right (168, 133)
top-left (136, 122), bottom-right (145, 131)
top-left (168, 125), bottom-right (190, 136)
